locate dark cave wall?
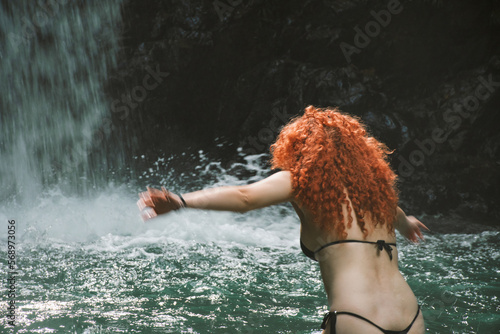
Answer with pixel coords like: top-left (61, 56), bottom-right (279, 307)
top-left (106, 0), bottom-right (500, 223)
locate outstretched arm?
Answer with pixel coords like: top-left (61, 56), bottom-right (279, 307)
top-left (394, 206), bottom-right (429, 243)
top-left (138, 171), bottom-right (293, 221)
top-left (182, 171), bottom-right (293, 212)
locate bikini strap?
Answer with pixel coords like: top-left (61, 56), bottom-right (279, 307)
top-left (334, 305), bottom-right (421, 334)
top-left (315, 240), bottom-right (396, 260)
top-left (335, 311), bottom-right (389, 333)
top-left (320, 311), bottom-right (337, 333)
top-left (375, 240), bottom-right (395, 261)
top-left (399, 305), bottom-right (421, 334)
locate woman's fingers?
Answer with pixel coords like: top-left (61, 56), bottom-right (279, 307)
top-left (140, 207), bottom-right (158, 222)
top-left (138, 186), bottom-right (175, 221)
top-left (139, 191), bottom-right (154, 207)
top-left (418, 221), bottom-right (430, 231)
top-left (405, 216), bottom-right (429, 243)
top-left (137, 186), bottom-right (181, 219)
top-left (415, 224), bottom-right (424, 240)
top-left (137, 198), bottom-right (159, 221)
top-left (137, 198), bottom-right (147, 211)
top-left (139, 187), bottom-right (168, 209)
top-left (138, 188), bottom-right (162, 221)
top-left (415, 221), bottom-right (429, 241)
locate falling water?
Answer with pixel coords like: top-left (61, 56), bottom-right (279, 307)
top-left (0, 0), bottom-right (124, 202)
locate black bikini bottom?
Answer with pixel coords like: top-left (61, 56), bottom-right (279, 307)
top-left (321, 305), bottom-right (420, 334)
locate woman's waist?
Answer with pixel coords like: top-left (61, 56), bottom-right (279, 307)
top-left (322, 268), bottom-right (416, 310)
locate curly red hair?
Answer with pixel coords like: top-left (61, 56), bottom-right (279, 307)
top-left (270, 105), bottom-right (398, 239)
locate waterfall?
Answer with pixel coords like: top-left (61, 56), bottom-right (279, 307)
top-left (0, 0), bottom-right (124, 202)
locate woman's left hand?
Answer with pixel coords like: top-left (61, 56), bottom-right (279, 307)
top-left (400, 215), bottom-right (429, 243)
top-left (137, 186), bottom-right (183, 221)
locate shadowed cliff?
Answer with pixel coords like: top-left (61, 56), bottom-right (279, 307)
top-left (104, 0), bottom-right (500, 228)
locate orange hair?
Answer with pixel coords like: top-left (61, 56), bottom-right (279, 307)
top-left (270, 105), bottom-right (398, 239)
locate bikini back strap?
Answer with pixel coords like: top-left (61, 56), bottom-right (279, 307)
top-left (314, 239), bottom-right (396, 260)
top-left (375, 240), bottom-right (395, 261)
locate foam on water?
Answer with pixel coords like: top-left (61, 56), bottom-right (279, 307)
top-left (0, 152), bottom-right (300, 254)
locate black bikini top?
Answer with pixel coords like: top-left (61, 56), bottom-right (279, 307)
top-left (300, 239), bottom-right (397, 261)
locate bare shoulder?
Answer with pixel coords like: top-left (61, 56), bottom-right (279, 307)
top-left (247, 170), bottom-right (292, 190)
top-left (270, 170), bottom-right (291, 181)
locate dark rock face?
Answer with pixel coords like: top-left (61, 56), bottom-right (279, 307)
top-left (108, 0), bottom-right (500, 226)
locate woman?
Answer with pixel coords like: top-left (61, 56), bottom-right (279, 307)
top-left (137, 105), bottom-right (428, 333)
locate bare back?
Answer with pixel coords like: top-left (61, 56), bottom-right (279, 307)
top-left (295, 191), bottom-right (425, 333)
